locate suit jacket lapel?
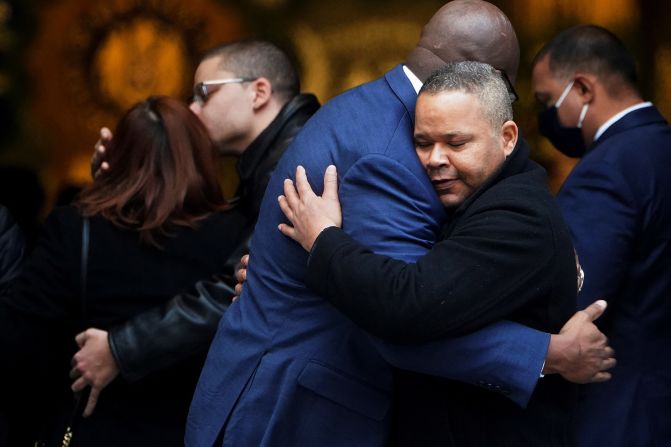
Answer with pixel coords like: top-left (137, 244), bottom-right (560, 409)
top-left (385, 65), bottom-right (418, 125)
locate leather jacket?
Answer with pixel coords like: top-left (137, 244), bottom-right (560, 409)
top-left (108, 94), bottom-right (320, 380)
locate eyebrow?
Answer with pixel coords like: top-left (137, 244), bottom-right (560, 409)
top-left (443, 132), bottom-right (470, 138)
top-left (414, 131), bottom-right (471, 142)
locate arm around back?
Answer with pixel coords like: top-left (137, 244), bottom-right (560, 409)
top-left (372, 319), bottom-right (549, 408)
top-left (301, 154), bottom-right (550, 406)
top-left (306, 185), bottom-right (557, 343)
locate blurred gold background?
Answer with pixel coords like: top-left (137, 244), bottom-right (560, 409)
top-left (0, 0), bottom-right (669, 212)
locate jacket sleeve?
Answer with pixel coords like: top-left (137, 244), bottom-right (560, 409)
top-left (372, 320), bottom-right (548, 408)
top-left (337, 152), bottom-right (446, 260)
top-left (306, 187), bottom-right (558, 342)
top-left (108, 276), bottom-right (236, 382)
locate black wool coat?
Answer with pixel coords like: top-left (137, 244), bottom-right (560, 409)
top-left (306, 141), bottom-right (579, 446)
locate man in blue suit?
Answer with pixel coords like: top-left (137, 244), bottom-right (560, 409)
top-left (187, 3), bottom-right (613, 445)
top-left (532, 25), bottom-right (671, 447)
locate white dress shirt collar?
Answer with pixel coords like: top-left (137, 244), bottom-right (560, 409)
top-left (402, 65), bottom-right (423, 94)
top-left (593, 102), bottom-right (653, 142)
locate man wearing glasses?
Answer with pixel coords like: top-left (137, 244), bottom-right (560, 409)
top-left (188, 40), bottom-right (321, 222)
top-left (70, 40), bottom-right (320, 416)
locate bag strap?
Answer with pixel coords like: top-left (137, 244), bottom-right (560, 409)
top-left (59, 217), bottom-right (91, 447)
top-left (80, 217), bottom-right (89, 324)
top-left (61, 217), bottom-right (91, 447)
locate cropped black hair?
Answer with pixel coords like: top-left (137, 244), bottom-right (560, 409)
top-left (534, 25), bottom-right (638, 96)
top-left (202, 40), bottom-right (299, 104)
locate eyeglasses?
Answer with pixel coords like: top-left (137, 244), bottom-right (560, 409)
top-left (191, 78), bottom-right (257, 105)
top-left (496, 69), bottom-right (519, 103)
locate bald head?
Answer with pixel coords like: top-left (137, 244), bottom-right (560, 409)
top-left (407, 0), bottom-right (519, 84)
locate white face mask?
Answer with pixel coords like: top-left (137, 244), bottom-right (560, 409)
top-left (555, 79), bottom-right (589, 128)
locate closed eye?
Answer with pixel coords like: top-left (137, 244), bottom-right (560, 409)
top-left (414, 140), bottom-right (431, 149)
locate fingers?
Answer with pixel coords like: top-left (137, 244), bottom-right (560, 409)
top-left (235, 266), bottom-right (247, 284)
top-left (581, 300), bottom-right (607, 321)
top-left (277, 222), bottom-right (297, 240)
top-left (240, 254), bottom-right (249, 269)
top-left (69, 366), bottom-right (81, 380)
top-left (94, 143), bottom-right (105, 158)
top-left (590, 371), bottom-right (612, 383)
top-left (71, 377), bottom-right (87, 392)
top-left (278, 193), bottom-right (295, 224)
top-left (91, 148), bottom-right (108, 178)
top-left (322, 165), bottom-right (338, 201)
top-left (100, 127), bottom-right (112, 142)
top-left (283, 179), bottom-right (301, 216)
top-left (277, 195), bottom-right (298, 241)
top-left (603, 346), bottom-right (616, 358)
top-left (91, 127), bottom-right (112, 178)
top-left (601, 357), bottom-right (617, 370)
top-left (294, 166), bottom-right (315, 198)
top-left (83, 387), bottom-right (100, 418)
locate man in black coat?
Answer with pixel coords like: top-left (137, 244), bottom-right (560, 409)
top-left (70, 40), bottom-right (320, 415)
top-left (278, 61), bottom-right (586, 446)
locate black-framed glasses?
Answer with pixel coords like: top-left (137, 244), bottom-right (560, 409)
top-left (191, 78), bottom-right (257, 105)
top-left (496, 69), bottom-right (519, 103)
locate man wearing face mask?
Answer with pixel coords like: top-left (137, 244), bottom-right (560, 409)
top-left (532, 25), bottom-right (671, 447)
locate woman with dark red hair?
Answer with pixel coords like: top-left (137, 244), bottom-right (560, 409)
top-left (0, 97), bottom-right (246, 446)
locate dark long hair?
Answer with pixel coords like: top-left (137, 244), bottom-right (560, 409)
top-left (75, 96), bottom-right (227, 247)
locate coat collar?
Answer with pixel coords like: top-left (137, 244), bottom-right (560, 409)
top-left (238, 94), bottom-right (320, 181)
top-left (385, 65), bottom-right (419, 125)
top-left (590, 105), bottom-right (667, 152)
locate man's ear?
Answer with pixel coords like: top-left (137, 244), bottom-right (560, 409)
top-left (573, 73), bottom-right (596, 104)
top-left (251, 77), bottom-right (273, 110)
top-left (501, 120), bottom-right (518, 156)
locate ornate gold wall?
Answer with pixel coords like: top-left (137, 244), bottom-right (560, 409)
top-left (19, 0), bottom-right (246, 198)
top-left (0, 0), bottom-right (668, 208)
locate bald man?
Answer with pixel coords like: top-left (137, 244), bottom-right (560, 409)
top-left (186, 2), bottom-right (612, 445)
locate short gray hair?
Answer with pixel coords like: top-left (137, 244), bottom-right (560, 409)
top-left (419, 61), bottom-right (513, 128)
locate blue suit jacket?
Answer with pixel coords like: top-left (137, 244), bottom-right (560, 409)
top-left (186, 65), bottom-right (549, 446)
top-left (557, 106), bottom-right (671, 447)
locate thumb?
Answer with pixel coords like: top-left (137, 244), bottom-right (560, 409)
top-left (323, 165), bottom-right (338, 201)
top-left (75, 331), bottom-right (88, 347)
top-left (581, 300), bottom-right (607, 322)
